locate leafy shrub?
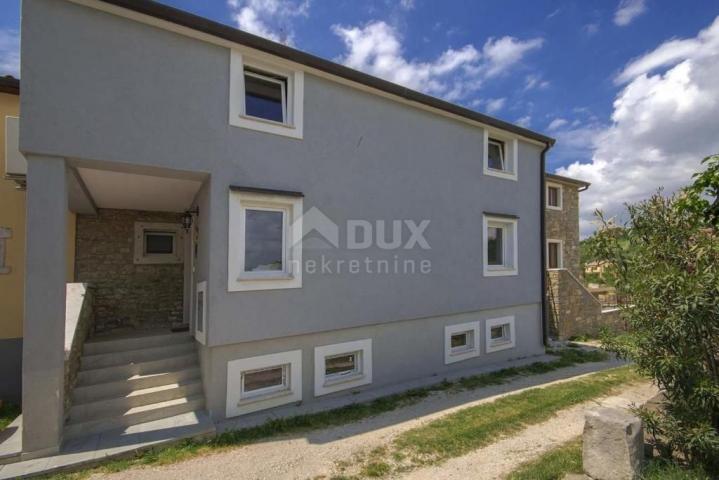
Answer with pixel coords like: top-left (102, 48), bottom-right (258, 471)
top-left (594, 155), bottom-right (719, 470)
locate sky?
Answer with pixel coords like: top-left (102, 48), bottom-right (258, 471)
top-left (1, 0), bottom-right (719, 237)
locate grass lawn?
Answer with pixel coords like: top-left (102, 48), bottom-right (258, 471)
top-left (361, 365), bottom-right (643, 474)
top-left (508, 438), bottom-right (711, 480)
top-left (43, 348), bottom-right (611, 479)
top-left (0, 402), bottom-right (20, 431)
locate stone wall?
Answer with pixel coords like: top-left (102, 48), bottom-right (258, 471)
top-left (75, 209), bottom-right (184, 332)
top-left (547, 269), bottom-right (626, 339)
top-left (545, 180), bottom-right (582, 279)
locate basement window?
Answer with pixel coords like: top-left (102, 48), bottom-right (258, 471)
top-left (314, 339), bottom-right (372, 396)
top-left (226, 350), bottom-right (302, 417)
top-left (486, 316), bottom-right (516, 353)
top-left (444, 321), bottom-right (480, 364)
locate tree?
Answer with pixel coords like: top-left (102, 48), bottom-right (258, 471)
top-left (596, 154), bottom-right (719, 469)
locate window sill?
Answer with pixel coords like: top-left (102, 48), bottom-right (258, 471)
top-left (546, 205), bottom-right (563, 211)
top-left (238, 272), bottom-right (295, 281)
top-left (449, 347), bottom-right (478, 358)
top-left (483, 267), bottom-right (518, 277)
top-left (483, 167), bottom-right (517, 181)
top-left (323, 372), bottom-right (365, 388)
top-left (237, 388), bottom-right (293, 407)
top-left (230, 114), bottom-right (303, 139)
top-left (487, 339), bottom-right (515, 353)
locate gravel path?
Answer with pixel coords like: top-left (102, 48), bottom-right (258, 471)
top-left (91, 359), bottom-right (654, 480)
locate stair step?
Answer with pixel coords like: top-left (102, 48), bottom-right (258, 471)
top-left (83, 332), bottom-right (193, 356)
top-left (64, 395), bottom-right (205, 440)
top-left (76, 354), bottom-right (199, 386)
top-left (69, 380), bottom-right (204, 423)
top-left (73, 367), bottom-right (202, 404)
top-left (81, 342), bottom-right (196, 370)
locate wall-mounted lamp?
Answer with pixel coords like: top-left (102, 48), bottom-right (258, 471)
top-left (182, 207), bottom-right (199, 231)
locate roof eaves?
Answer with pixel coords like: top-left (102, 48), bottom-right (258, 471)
top-left (95, 0), bottom-right (555, 146)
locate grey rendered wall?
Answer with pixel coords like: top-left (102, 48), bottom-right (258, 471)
top-left (20, 0), bottom-right (544, 347)
top-left (206, 303), bottom-right (542, 422)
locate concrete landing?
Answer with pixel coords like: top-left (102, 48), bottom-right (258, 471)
top-left (0, 415), bottom-right (22, 465)
top-left (0, 410), bottom-right (215, 479)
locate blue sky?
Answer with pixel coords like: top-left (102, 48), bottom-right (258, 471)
top-left (1, 0), bottom-right (719, 235)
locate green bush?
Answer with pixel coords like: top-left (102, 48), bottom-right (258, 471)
top-left (594, 155), bottom-right (719, 470)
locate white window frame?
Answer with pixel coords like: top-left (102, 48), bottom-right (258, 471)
top-left (133, 222), bottom-right (184, 265)
top-left (483, 130), bottom-right (518, 181)
top-left (546, 239), bottom-right (563, 270)
top-left (228, 190), bottom-right (303, 292)
top-left (486, 316), bottom-right (516, 353)
top-left (226, 350), bottom-right (302, 417)
top-left (194, 281), bottom-right (207, 345)
top-left (314, 339), bottom-right (372, 396)
top-left (229, 50), bottom-right (304, 139)
top-left (483, 215), bottom-right (519, 277)
top-left (444, 321), bottom-right (480, 364)
top-left (546, 182), bottom-right (563, 210)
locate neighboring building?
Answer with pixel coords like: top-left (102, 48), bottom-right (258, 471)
top-left (16, 0), bottom-right (557, 459)
top-left (584, 260), bottom-right (609, 275)
top-left (544, 173), bottom-right (590, 279)
top-left (0, 76), bottom-right (77, 404)
top-left (543, 173), bottom-right (623, 339)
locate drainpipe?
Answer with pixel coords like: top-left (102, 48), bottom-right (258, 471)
top-left (540, 142), bottom-right (552, 347)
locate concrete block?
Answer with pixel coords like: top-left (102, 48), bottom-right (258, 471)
top-left (583, 407), bottom-right (643, 480)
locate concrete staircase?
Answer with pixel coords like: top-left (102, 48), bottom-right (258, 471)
top-left (65, 332), bottom-right (205, 440)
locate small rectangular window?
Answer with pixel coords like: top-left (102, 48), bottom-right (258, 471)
top-left (244, 209), bottom-right (285, 272)
top-left (325, 352), bottom-right (361, 379)
top-left (445, 321), bottom-right (480, 364)
top-left (546, 183), bottom-right (563, 209)
top-left (144, 231), bottom-right (175, 255)
top-left (486, 316), bottom-right (516, 353)
top-left (547, 241), bottom-right (562, 269)
top-left (242, 364), bottom-right (289, 398)
top-left (484, 215), bottom-right (517, 276)
top-left (487, 139), bottom-right (505, 171)
top-left (487, 226), bottom-right (503, 266)
top-left (244, 70), bottom-right (287, 124)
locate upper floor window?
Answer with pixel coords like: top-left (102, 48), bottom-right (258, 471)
top-left (483, 214), bottom-right (518, 276)
top-left (483, 131), bottom-right (518, 181)
top-left (229, 50), bottom-right (304, 139)
top-left (547, 239), bottom-right (563, 269)
top-left (546, 182), bottom-right (563, 210)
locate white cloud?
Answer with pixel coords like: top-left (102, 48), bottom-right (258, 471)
top-left (516, 115), bottom-right (531, 127)
top-left (485, 97), bottom-right (506, 114)
top-left (332, 21), bottom-right (543, 102)
top-left (399, 0), bottom-right (415, 10)
top-left (583, 23), bottom-right (600, 36)
top-left (547, 118), bottom-right (568, 131)
top-left (227, 0), bottom-right (310, 45)
top-left (556, 16), bottom-right (719, 237)
top-left (481, 36), bottom-right (544, 78)
top-left (0, 29), bottom-right (20, 77)
top-left (614, 0), bottom-right (647, 27)
top-left (524, 73), bottom-right (549, 90)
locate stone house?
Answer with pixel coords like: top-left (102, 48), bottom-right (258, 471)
top-left (543, 173), bottom-right (624, 339)
top-left (10, 0), bottom-right (566, 463)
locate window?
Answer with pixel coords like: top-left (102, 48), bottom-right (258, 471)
top-left (244, 69), bottom-right (287, 123)
top-left (546, 182), bottom-right (563, 210)
top-left (230, 50), bottom-right (304, 139)
top-left (487, 139), bottom-right (505, 171)
top-left (194, 281), bottom-right (207, 345)
top-left (547, 240), bottom-right (563, 269)
top-left (486, 316), bottom-right (516, 353)
top-left (483, 215), bottom-right (518, 276)
top-left (133, 222), bottom-right (183, 265)
top-left (444, 321), bottom-right (480, 364)
top-left (483, 131), bottom-right (518, 180)
top-left (226, 350), bottom-right (302, 417)
top-left (314, 339), bottom-right (372, 396)
top-left (228, 189), bottom-right (303, 292)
